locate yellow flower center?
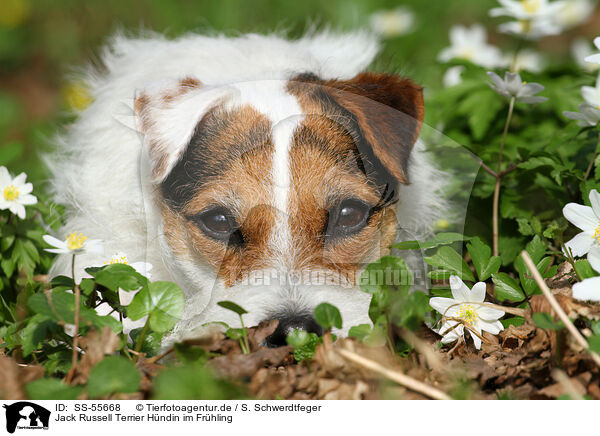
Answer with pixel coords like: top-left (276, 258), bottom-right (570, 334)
top-left (594, 225), bottom-right (600, 244)
top-left (459, 47), bottom-right (475, 61)
top-left (105, 255), bottom-right (129, 265)
top-left (66, 232), bottom-right (87, 250)
top-left (3, 185), bottom-right (19, 201)
top-left (522, 0), bottom-right (540, 13)
top-left (457, 304), bottom-right (478, 325)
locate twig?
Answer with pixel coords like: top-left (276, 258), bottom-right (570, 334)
top-left (66, 254), bottom-right (80, 384)
top-left (482, 302), bottom-right (528, 317)
top-left (400, 329), bottom-right (447, 374)
top-left (551, 369), bottom-right (584, 400)
top-left (146, 347), bottom-right (174, 364)
top-left (478, 160), bottom-right (498, 178)
top-left (493, 96), bottom-right (516, 257)
top-left (521, 250), bottom-right (600, 368)
top-left (337, 348), bottom-right (451, 400)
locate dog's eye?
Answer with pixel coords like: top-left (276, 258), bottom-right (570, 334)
top-left (328, 199), bottom-right (371, 237)
top-left (192, 207), bottom-right (238, 241)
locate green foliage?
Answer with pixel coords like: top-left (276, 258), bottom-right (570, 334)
top-left (152, 364), bottom-right (244, 400)
top-left (86, 356), bottom-right (141, 398)
top-left (425, 246), bottom-right (476, 282)
top-left (25, 378), bottom-right (83, 400)
top-left (313, 302), bottom-right (343, 330)
top-left (127, 281), bottom-right (184, 333)
top-left (286, 329), bottom-right (324, 362)
top-left (532, 313), bottom-right (564, 331)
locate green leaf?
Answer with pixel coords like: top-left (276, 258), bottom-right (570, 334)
top-left (87, 356), bottom-right (140, 398)
top-left (466, 237), bottom-right (499, 281)
top-left (152, 363), bottom-right (243, 399)
top-left (127, 281), bottom-right (184, 333)
top-left (393, 232), bottom-right (469, 250)
top-left (21, 314), bottom-right (55, 356)
top-left (532, 312), bottom-right (564, 331)
top-left (348, 324), bottom-right (372, 341)
top-left (287, 331), bottom-right (322, 362)
top-left (313, 302), bottom-right (343, 330)
top-left (217, 300), bottom-right (248, 316)
top-left (286, 329), bottom-right (310, 348)
top-left (575, 260), bottom-right (597, 280)
top-left (588, 335), bottom-right (600, 354)
top-left (173, 343), bottom-right (213, 364)
top-left (50, 275), bottom-right (74, 292)
top-left (129, 327), bottom-right (163, 357)
top-left (90, 264), bottom-right (146, 292)
top-left (79, 278), bottom-right (96, 295)
top-left (492, 273), bottom-right (525, 301)
top-left (25, 378), bottom-right (83, 400)
top-left (480, 256), bottom-right (502, 282)
top-left (424, 246), bottom-right (475, 282)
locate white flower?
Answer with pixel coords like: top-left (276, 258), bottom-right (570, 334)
top-left (369, 7), bottom-right (415, 38)
top-left (555, 0), bottom-right (595, 29)
top-left (564, 104), bottom-right (600, 126)
top-left (487, 71), bottom-right (548, 103)
top-left (572, 257), bottom-right (600, 301)
top-left (103, 252), bottom-right (153, 279)
top-left (490, 0), bottom-right (566, 20)
top-left (581, 74), bottom-right (600, 107)
top-left (497, 17), bottom-right (562, 39)
top-left (584, 37), bottom-right (600, 65)
top-left (0, 166), bottom-right (37, 219)
top-left (43, 232), bottom-right (103, 255)
top-left (572, 38), bottom-right (600, 72)
top-left (430, 276), bottom-right (505, 349)
top-left (438, 24), bottom-right (504, 69)
top-left (503, 49), bottom-right (546, 73)
top-left (562, 189), bottom-right (600, 270)
top-left (564, 75), bottom-right (600, 126)
top-left (443, 65), bottom-right (465, 87)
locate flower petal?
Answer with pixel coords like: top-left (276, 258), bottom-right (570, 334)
top-left (12, 172), bottom-right (26, 186)
top-left (588, 245), bottom-right (600, 273)
top-left (470, 282), bottom-right (487, 303)
top-left (480, 319), bottom-right (504, 335)
top-left (563, 203), bottom-right (598, 232)
top-left (449, 275), bottom-right (470, 302)
top-left (19, 194), bottom-right (37, 205)
top-left (589, 189), bottom-right (600, 218)
top-left (572, 277), bottom-right (600, 301)
top-left (429, 297), bottom-right (458, 316)
top-left (469, 325), bottom-right (482, 349)
top-left (564, 232), bottom-right (594, 257)
top-left (477, 305), bottom-right (505, 320)
top-left (43, 235), bottom-right (67, 249)
top-left (0, 167), bottom-right (10, 186)
top-left (44, 248), bottom-right (69, 254)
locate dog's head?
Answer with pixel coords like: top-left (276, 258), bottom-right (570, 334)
top-left (134, 72), bottom-right (424, 345)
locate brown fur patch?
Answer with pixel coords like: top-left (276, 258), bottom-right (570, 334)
top-left (287, 114), bottom-right (398, 284)
top-left (288, 73), bottom-right (424, 185)
top-left (160, 105), bottom-right (278, 286)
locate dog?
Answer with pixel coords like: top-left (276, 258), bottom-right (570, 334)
top-left (47, 30), bottom-right (444, 347)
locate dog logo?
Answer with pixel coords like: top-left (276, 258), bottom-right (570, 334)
top-left (3, 402), bottom-right (50, 433)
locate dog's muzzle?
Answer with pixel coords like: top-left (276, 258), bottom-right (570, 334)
top-left (263, 313), bottom-right (323, 348)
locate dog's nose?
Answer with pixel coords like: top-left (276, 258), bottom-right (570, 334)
top-left (264, 314), bottom-right (323, 348)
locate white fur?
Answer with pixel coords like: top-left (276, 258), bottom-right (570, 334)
top-left (46, 30), bottom-right (443, 346)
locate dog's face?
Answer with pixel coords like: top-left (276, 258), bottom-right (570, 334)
top-left (134, 73), bottom-right (423, 344)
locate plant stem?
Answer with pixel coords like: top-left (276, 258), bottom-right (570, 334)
top-left (134, 316), bottom-right (151, 359)
top-left (493, 96), bottom-right (515, 257)
top-left (238, 314), bottom-right (250, 354)
top-left (66, 254), bottom-right (80, 383)
top-left (584, 133), bottom-right (599, 181)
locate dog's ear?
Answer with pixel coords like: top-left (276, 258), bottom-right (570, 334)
top-left (319, 73), bottom-right (424, 185)
top-left (134, 77), bottom-right (230, 182)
